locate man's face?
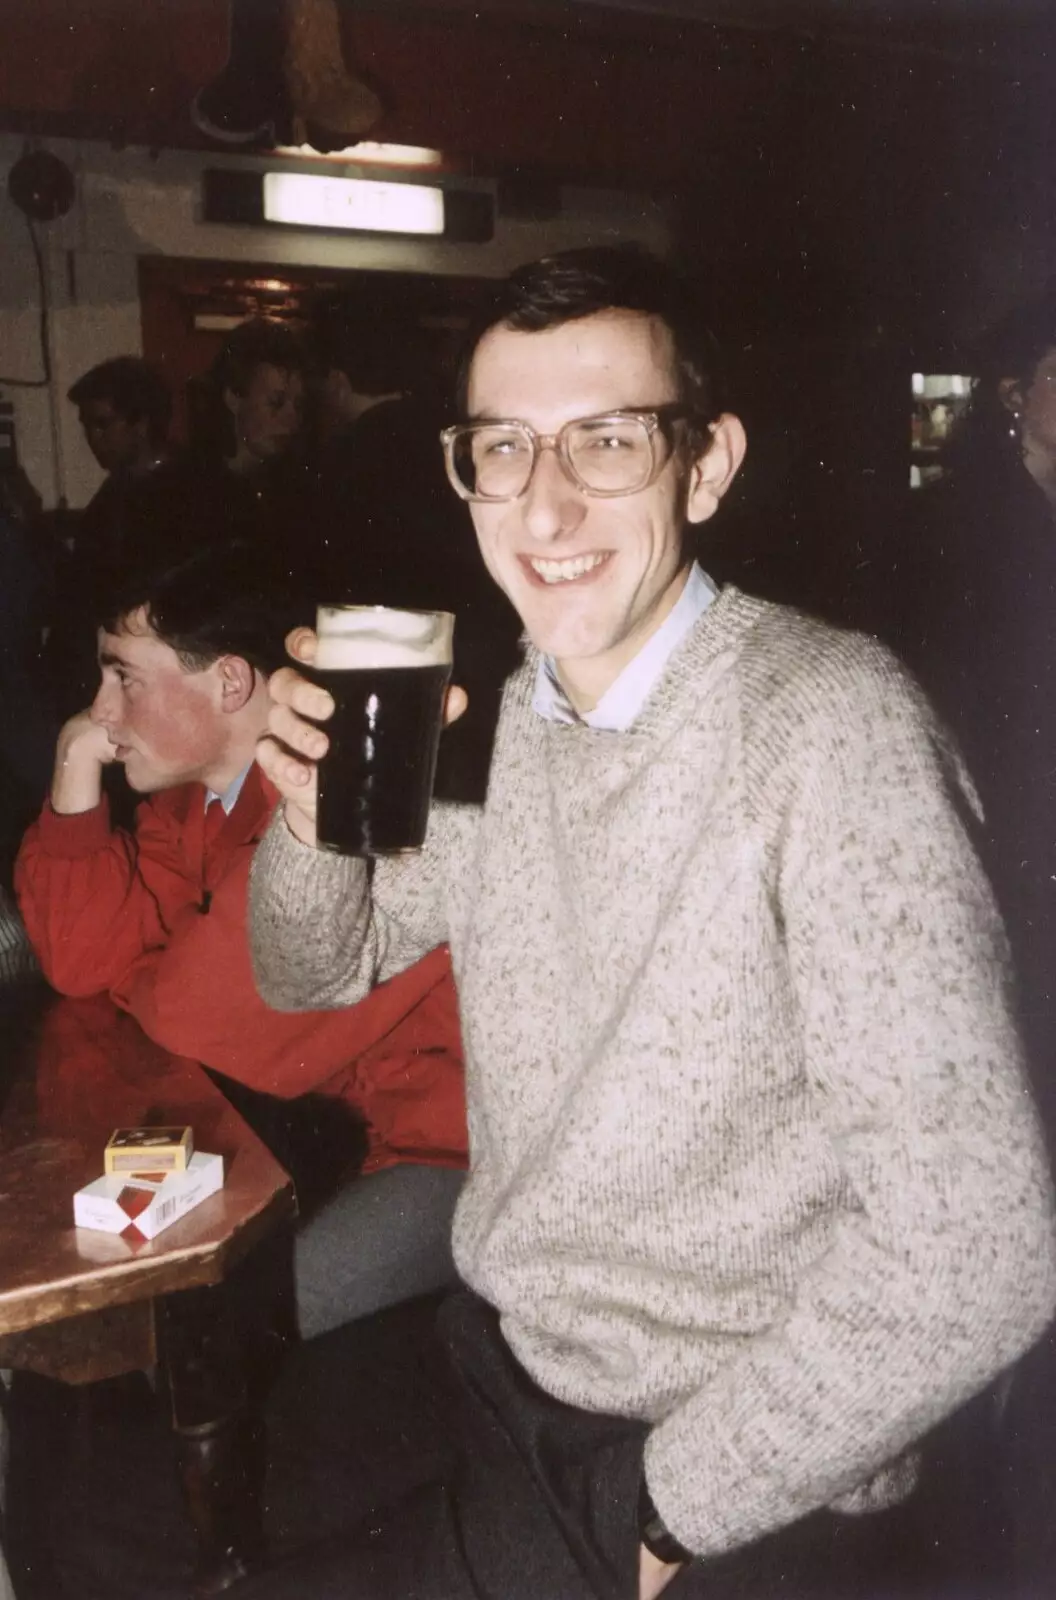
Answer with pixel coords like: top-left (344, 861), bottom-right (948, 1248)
top-left (78, 399), bottom-right (149, 474)
top-left (464, 310), bottom-right (728, 705)
top-left (1021, 346), bottom-right (1056, 464)
top-left (226, 363), bottom-right (305, 464)
top-left (90, 611), bottom-right (226, 793)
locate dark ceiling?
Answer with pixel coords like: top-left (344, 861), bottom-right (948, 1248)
top-left (1, 0), bottom-right (1052, 345)
top-left (2, 0), bottom-right (1053, 163)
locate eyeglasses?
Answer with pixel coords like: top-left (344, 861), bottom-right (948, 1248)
top-left (440, 406), bottom-right (695, 503)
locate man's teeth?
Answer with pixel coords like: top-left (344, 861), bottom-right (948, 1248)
top-left (529, 553), bottom-right (606, 584)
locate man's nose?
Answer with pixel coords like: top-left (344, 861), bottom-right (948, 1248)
top-left (520, 443), bottom-right (587, 544)
top-left (90, 681), bottom-right (118, 726)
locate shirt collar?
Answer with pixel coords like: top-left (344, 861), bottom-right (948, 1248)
top-left (532, 562), bottom-right (718, 732)
top-left (205, 762), bottom-right (253, 815)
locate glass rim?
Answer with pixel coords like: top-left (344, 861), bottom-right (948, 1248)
top-left (316, 603), bottom-right (456, 623)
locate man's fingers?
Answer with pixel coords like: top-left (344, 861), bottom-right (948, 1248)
top-left (256, 733), bottom-right (317, 793)
top-left (444, 685), bottom-right (468, 726)
top-left (286, 626), bottom-right (318, 666)
top-left (268, 700), bottom-right (330, 762)
top-left (269, 665), bottom-right (334, 725)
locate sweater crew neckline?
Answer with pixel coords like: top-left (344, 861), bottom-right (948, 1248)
top-left (517, 585), bottom-right (756, 747)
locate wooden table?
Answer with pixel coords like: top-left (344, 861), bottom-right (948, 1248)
top-left (0, 991), bottom-right (297, 1593)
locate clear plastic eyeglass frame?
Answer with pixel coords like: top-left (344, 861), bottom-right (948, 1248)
top-left (440, 405), bottom-right (693, 503)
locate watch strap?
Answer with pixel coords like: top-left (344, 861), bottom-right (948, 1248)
top-left (638, 1480), bottom-right (694, 1566)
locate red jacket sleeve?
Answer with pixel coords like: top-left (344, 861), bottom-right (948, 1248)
top-left (15, 797), bottom-right (174, 998)
top-left (16, 781), bottom-right (468, 1171)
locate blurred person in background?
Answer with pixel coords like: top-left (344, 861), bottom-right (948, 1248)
top-left (205, 318), bottom-right (309, 482)
top-left (312, 302), bottom-right (469, 603)
top-left (47, 359), bottom-right (175, 721)
top-left (885, 291), bottom-right (1056, 1600)
top-left (119, 321), bottom-right (320, 617)
top-left (67, 356), bottom-right (175, 612)
top-left (70, 357), bottom-right (173, 497)
top-left (882, 290), bottom-right (1056, 1137)
top-left (181, 319), bottom-right (315, 578)
top-left (312, 303), bottom-right (520, 801)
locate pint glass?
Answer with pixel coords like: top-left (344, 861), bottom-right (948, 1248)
top-left (308, 605), bottom-right (454, 857)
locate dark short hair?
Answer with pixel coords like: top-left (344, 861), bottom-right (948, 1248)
top-left (208, 318), bottom-right (311, 399)
top-left (67, 358), bottom-right (172, 443)
top-left (456, 245), bottom-right (728, 449)
top-left (98, 541), bottom-right (301, 678)
top-left (972, 287), bottom-right (1056, 391)
top-left (946, 285), bottom-right (1056, 477)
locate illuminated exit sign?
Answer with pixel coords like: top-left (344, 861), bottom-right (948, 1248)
top-left (263, 172), bottom-right (445, 234)
top-left (203, 169), bottom-right (493, 242)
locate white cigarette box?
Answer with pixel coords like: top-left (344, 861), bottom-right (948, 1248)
top-left (74, 1151), bottom-right (224, 1241)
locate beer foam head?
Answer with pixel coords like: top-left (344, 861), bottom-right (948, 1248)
top-left (314, 606), bottom-right (454, 671)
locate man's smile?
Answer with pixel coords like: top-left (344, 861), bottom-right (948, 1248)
top-left (521, 551), bottom-right (612, 586)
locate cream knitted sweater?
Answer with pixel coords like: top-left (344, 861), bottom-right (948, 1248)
top-left (250, 587), bottom-right (1056, 1560)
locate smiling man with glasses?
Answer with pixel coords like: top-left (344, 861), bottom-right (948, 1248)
top-left (150, 246), bottom-right (1056, 1600)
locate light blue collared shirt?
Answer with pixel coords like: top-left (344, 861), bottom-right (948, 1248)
top-left (532, 562), bottom-right (718, 731)
top-left (205, 762), bottom-right (252, 815)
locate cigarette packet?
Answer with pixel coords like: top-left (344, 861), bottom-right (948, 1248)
top-left (74, 1151), bottom-right (224, 1241)
top-left (104, 1125), bottom-right (194, 1176)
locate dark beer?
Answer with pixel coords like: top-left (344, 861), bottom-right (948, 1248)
top-left (308, 607), bottom-right (454, 857)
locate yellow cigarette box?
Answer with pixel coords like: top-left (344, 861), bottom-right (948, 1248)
top-left (104, 1126), bottom-right (194, 1176)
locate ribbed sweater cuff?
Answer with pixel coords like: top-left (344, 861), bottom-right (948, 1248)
top-left (257, 803), bottom-right (368, 900)
top-left (643, 1426), bottom-right (751, 1560)
top-left (249, 806), bottom-right (371, 1010)
top-left (35, 797), bottom-right (113, 856)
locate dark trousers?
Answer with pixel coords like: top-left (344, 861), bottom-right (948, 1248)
top-left (235, 1291), bottom-right (992, 1600)
top-left (12, 1290), bottom-right (1007, 1600)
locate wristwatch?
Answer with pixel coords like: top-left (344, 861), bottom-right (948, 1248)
top-left (638, 1480), bottom-right (694, 1566)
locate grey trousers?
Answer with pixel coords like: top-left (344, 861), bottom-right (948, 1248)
top-left (293, 1163), bottom-right (465, 1339)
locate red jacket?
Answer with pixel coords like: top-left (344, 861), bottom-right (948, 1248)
top-left (15, 764), bottom-right (466, 1174)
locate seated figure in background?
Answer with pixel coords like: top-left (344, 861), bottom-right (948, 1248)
top-left (16, 540), bottom-right (466, 1340)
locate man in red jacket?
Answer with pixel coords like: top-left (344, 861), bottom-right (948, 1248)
top-left (16, 540), bottom-right (467, 1337)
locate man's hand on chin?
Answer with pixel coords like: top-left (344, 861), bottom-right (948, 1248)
top-left (639, 1545), bottom-right (684, 1599)
top-left (51, 711), bottom-right (117, 815)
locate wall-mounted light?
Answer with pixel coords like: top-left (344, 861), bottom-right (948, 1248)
top-left (272, 141), bottom-right (444, 168)
top-left (203, 169), bottom-right (493, 242)
top-left (263, 172), bottom-right (444, 234)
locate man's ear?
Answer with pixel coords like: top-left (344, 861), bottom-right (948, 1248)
top-left (997, 376), bottom-right (1024, 416)
top-left (216, 655), bottom-right (257, 713)
top-left (685, 414), bottom-right (747, 526)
